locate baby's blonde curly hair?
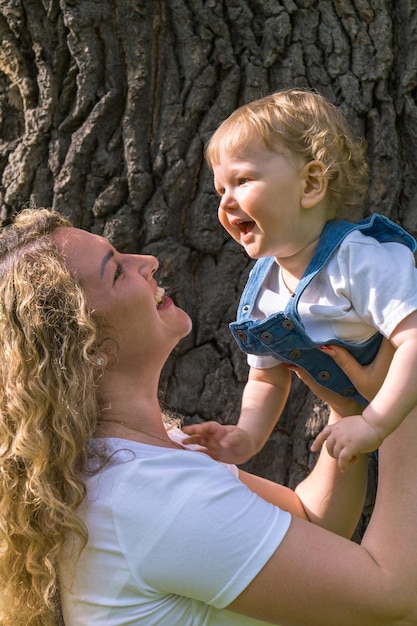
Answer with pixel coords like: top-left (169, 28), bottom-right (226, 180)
top-left (0, 208), bottom-right (100, 625)
top-left (205, 88), bottom-right (368, 221)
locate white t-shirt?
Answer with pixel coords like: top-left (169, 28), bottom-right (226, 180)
top-left (249, 231), bottom-right (417, 369)
top-left (60, 432), bottom-right (291, 625)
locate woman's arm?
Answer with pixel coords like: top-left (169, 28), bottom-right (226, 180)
top-left (238, 470), bottom-right (310, 520)
top-left (228, 342), bottom-right (417, 626)
top-left (229, 406), bottom-right (417, 626)
top-left (239, 407), bottom-right (367, 536)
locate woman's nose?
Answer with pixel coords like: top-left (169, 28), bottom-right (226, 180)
top-left (136, 255), bottom-right (159, 278)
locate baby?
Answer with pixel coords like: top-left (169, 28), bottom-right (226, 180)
top-left (185, 88), bottom-right (417, 472)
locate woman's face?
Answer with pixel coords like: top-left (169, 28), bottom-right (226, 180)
top-left (53, 227), bottom-right (192, 366)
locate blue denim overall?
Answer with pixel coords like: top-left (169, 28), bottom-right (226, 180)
top-left (230, 214), bottom-right (416, 405)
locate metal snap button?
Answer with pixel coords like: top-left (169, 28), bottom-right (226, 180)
top-left (236, 330), bottom-right (247, 341)
top-left (242, 305), bottom-right (250, 313)
top-left (288, 349), bottom-right (302, 360)
top-left (318, 370), bottom-right (330, 381)
top-left (343, 388), bottom-right (356, 397)
top-left (282, 319), bottom-right (295, 330)
top-left (260, 332), bottom-right (273, 343)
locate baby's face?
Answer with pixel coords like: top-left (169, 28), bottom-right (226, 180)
top-left (212, 136), bottom-right (326, 266)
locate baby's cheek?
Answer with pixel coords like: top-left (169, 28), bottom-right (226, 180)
top-left (217, 210), bottom-right (233, 235)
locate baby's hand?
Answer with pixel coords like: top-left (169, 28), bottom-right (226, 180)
top-left (183, 422), bottom-right (255, 464)
top-left (311, 414), bottom-right (383, 473)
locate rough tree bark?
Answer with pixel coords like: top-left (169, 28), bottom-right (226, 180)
top-left (1, 0), bottom-right (416, 538)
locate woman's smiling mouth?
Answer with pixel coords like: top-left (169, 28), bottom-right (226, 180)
top-left (155, 286), bottom-right (165, 307)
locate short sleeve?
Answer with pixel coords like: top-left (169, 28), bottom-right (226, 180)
top-left (112, 451), bottom-right (291, 608)
top-left (336, 235), bottom-right (417, 338)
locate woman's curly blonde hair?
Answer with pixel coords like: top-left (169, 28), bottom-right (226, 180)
top-left (0, 208), bottom-right (100, 625)
top-left (205, 88), bottom-right (368, 221)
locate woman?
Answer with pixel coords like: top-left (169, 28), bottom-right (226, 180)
top-left (0, 208), bottom-right (416, 626)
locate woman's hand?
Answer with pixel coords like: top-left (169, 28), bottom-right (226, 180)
top-left (317, 339), bottom-right (394, 402)
top-left (289, 339), bottom-right (395, 469)
top-left (287, 338), bottom-right (394, 414)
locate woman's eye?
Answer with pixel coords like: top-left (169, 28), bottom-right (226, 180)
top-left (114, 263), bottom-right (124, 282)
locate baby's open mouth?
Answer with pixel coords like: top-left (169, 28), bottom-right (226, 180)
top-left (236, 220), bottom-right (255, 234)
top-left (155, 286), bottom-right (165, 307)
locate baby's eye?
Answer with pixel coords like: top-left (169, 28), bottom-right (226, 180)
top-left (237, 177), bottom-right (250, 185)
top-left (114, 263), bottom-right (124, 282)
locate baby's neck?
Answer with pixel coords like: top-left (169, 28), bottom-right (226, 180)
top-left (275, 234), bottom-right (321, 282)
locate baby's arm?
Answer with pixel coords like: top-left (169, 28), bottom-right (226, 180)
top-left (238, 363), bottom-right (292, 454)
top-left (184, 363), bottom-right (291, 464)
top-left (362, 310), bottom-right (417, 436)
top-left (313, 310), bottom-right (417, 471)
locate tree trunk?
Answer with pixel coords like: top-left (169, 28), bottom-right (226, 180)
top-left (1, 0), bottom-right (415, 537)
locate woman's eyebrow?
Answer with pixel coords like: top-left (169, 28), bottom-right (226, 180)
top-left (100, 249), bottom-right (114, 279)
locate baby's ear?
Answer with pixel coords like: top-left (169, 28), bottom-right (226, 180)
top-left (301, 160), bottom-right (328, 209)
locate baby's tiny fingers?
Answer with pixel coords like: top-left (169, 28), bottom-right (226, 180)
top-left (311, 427), bottom-right (331, 452)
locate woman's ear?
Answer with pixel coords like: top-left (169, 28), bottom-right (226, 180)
top-left (300, 160), bottom-right (328, 209)
top-left (93, 352), bottom-right (109, 369)
top-left (93, 337), bottom-right (118, 370)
